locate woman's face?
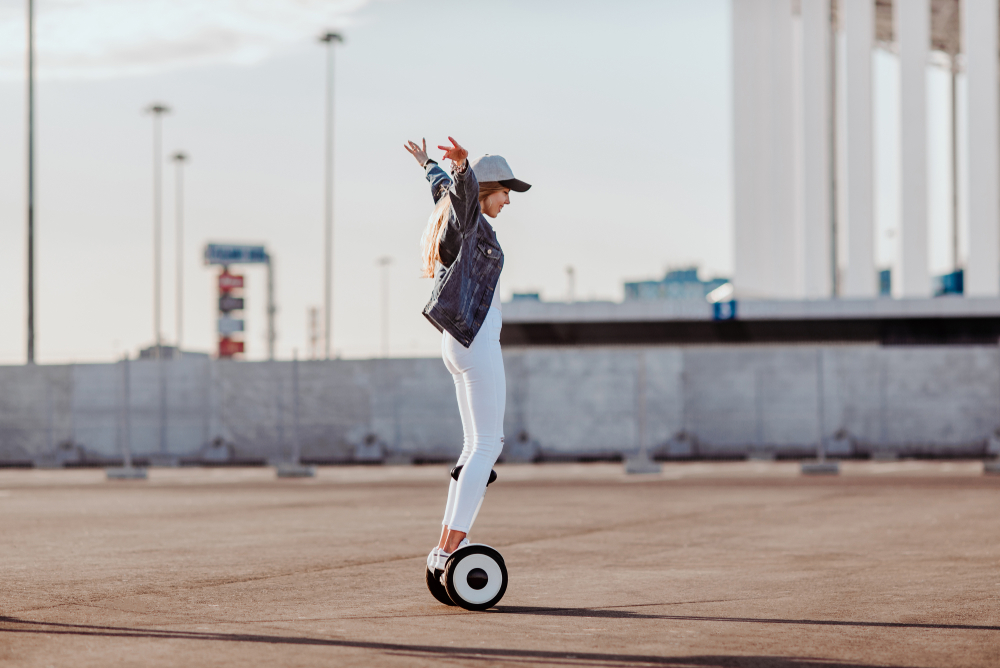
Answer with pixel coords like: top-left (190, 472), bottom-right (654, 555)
top-left (481, 189), bottom-right (511, 219)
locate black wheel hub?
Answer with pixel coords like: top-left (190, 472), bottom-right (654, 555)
top-left (466, 568), bottom-right (488, 590)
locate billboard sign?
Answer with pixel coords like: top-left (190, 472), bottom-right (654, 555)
top-left (218, 317), bottom-right (245, 335)
top-left (205, 244), bottom-right (268, 266)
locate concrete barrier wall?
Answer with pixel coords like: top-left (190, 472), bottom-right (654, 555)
top-left (1, 344), bottom-right (997, 465)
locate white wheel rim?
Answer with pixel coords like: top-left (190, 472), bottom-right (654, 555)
top-left (452, 553), bottom-right (503, 605)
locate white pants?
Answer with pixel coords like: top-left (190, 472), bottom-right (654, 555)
top-left (440, 306), bottom-right (505, 533)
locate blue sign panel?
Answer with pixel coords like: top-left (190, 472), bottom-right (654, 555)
top-left (218, 317), bottom-right (245, 335)
top-left (204, 244), bottom-right (268, 265)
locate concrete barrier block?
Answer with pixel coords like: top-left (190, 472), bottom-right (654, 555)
top-left (106, 467), bottom-right (147, 480)
top-left (624, 453), bottom-right (661, 474)
top-left (275, 463), bottom-right (316, 478)
top-left (801, 461), bottom-right (840, 475)
top-left (748, 449), bottom-right (777, 461)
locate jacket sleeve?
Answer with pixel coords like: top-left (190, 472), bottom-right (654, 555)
top-left (446, 161), bottom-right (480, 238)
top-left (424, 161), bottom-right (452, 204)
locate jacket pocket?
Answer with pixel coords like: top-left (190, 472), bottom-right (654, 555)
top-left (477, 240), bottom-right (501, 260)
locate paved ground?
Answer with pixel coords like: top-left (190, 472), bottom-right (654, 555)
top-left (0, 461), bottom-right (997, 667)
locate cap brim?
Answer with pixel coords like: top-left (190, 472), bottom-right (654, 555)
top-left (499, 178), bottom-right (531, 193)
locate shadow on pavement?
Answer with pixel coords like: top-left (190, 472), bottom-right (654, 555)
top-left (493, 604), bottom-right (1000, 632)
top-left (0, 615), bottom-right (950, 667)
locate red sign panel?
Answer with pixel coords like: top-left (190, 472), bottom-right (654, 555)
top-left (218, 337), bottom-right (245, 358)
top-left (219, 272), bottom-right (244, 292)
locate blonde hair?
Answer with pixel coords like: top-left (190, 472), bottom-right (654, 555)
top-left (420, 181), bottom-right (507, 278)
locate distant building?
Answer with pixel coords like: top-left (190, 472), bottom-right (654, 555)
top-left (138, 345), bottom-right (209, 360)
top-left (624, 267), bottom-right (729, 302)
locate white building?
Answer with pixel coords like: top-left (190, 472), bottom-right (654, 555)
top-left (732, 0), bottom-right (998, 299)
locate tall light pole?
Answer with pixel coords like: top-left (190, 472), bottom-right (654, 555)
top-left (145, 103), bottom-right (170, 357)
top-left (828, 1), bottom-right (839, 298)
top-left (319, 31), bottom-right (343, 359)
top-left (377, 256), bottom-right (392, 357)
top-left (950, 53), bottom-right (961, 274)
top-left (172, 151), bottom-right (188, 352)
top-left (26, 0), bottom-right (35, 363)
top-left (145, 103), bottom-right (170, 464)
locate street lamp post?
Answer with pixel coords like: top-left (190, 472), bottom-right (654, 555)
top-left (275, 349), bottom-right (316, 478)
top-left (825, 1), bottom-right (839, 298)
top-left (950, 53), bottom-right (960, 274)
top-left (377, 256), bottom-right (392, 357)
top-left (145, 103), bottom-right (171, 357)
top-left (172, 151), bottom-right (188, 353)
top-left (145, 103), bottom-right (170, 463)
top-left (26, 0), bottom-right (36, 364)
top-left (319, 31), bottom-right (343, 360)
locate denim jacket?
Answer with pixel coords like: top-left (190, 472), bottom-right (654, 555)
top-left (421, 160), bottom-right (504, 348)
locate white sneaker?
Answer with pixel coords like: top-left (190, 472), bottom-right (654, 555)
top-left (429, 538), bottom-right (470, 571)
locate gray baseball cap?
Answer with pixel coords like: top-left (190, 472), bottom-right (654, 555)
top-left (470, 154), bottom-right (532, 192)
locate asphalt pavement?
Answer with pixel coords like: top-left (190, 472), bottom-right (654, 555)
top-left (0, 461), bottom-right (997, 667)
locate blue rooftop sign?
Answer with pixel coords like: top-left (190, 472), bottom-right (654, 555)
top-left (204, 244), bottom-right (269, 265)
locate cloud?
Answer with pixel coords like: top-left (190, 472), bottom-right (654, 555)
top-left (0, 0), bottom-right (368, 80)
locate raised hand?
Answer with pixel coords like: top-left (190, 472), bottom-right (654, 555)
top-left (437, 137), bottom-right (468, 168)
top-left (404, 138), bottom-right (430, 166)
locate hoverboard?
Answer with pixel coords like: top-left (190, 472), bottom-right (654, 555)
top-left (425, 466), bottom-right (508, 611)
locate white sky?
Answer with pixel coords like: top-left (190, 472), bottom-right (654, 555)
top-left (0, 0), bottom-right (733, 363)
top-left (0, 0), bottom-right (961, 364)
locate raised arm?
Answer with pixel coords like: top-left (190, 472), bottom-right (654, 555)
top-left (436, 137), bottom-right (479, 233)
top-left (405, 138), bottom-right (451, 203)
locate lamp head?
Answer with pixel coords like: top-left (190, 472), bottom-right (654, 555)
top-left (319, 31), bottom-right (344, 44)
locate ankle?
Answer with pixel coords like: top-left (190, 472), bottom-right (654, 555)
top-left (444, 533), bottom-right (468, 553)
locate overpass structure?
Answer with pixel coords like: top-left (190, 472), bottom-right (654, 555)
top-left (499, 296), bottom-right (1000, 346)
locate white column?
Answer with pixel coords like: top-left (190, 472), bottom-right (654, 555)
top-left (767, 0), bottom-right (799, 298)
top-left (840, 0), bottom-right (876, 297)
top-left (896, 0), bottom-right (930, 297)
top-left (732, 0), bottom-right (771, 297)
top-left (965, 0), bottom-right (1000, 296)
top-left (732, 0), bottom-right (799, 299)
top-left (800, 0), bottom-right (832, 298)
